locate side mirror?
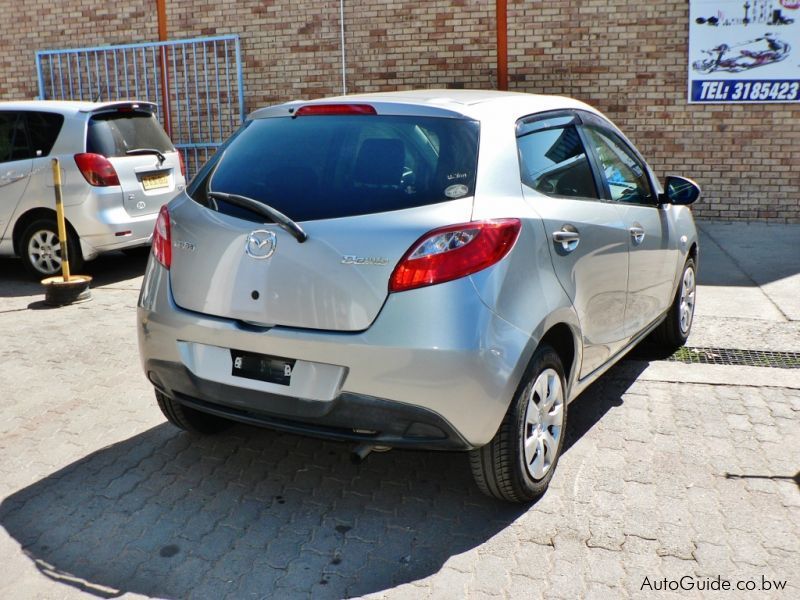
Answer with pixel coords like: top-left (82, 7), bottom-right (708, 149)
top-left (661, 176), bottom-right (701, 205)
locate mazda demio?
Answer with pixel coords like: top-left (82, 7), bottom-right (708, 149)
top-left (137, 90), bottom-right (699, 502)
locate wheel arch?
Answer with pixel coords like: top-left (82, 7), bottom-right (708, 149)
top-left (538, 321), bottom-right (579, 398)
top-left (12, 208), bottom-right (80, 257)
top-left (688, 241), bottom-right (698, 263)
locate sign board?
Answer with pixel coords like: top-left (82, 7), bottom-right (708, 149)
top-left (689, 0), bottom-right (800, 102)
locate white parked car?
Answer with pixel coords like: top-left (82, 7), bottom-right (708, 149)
top-left (0, 101), bottom-right (185, 277)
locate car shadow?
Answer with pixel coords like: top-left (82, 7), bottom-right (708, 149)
top-left (0, 251), bottom-right (148, 299)
top-left (0, 360), bottom-right (648, 599)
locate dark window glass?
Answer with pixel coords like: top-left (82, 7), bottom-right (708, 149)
top-left (517, 125), bottom-right (598, 199)
top-left (583, 127), bottom-right (655, 205)
top-left (86, 111), bottom-right (174, 157)
top-left (24, 111), bottom-right (64, 156)
top-left (195, 115), bottom-right (480, 222)
top-left (0, 112), bottom-right (17, 163)
top-left (0, 112), bottom-right (32, 163)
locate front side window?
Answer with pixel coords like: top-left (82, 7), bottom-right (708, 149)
top-left (582, 127), bottom-right (655, 205)
top-left (517, 122), bottom-right (598, 200)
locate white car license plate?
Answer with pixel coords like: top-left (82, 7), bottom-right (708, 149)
top-left (141, 173), bottom-right (169, 190)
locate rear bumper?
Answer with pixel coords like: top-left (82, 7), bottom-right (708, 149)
top-left (137, 258), bottom-right (535, 448)
top-left (74, 203), bottom-right (158, 259)
top-left (148, 359), bottom-right (471, 450)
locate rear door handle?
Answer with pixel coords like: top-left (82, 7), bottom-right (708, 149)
top-left (552, 226), bottom-right (580, 252)
top-left (629, 226), bottom-right (645, 245)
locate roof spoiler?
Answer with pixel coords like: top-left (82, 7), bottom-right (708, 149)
top-left (81, 101), bottom-right (158, 114)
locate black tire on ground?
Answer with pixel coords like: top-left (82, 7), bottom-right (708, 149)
top-left (19, 218), bottom-right (84, 279)
top-left (650, 257), bottom-right (696, 352)
top-left (470, 345), bottom-right (568, 503)
top-left (155, 390), bottom-right (231, 434)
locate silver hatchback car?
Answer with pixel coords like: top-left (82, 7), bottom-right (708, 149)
top-left (138, 90), bottom-right (700, 502)
top-left (0, 101), bottom-right (184, 277)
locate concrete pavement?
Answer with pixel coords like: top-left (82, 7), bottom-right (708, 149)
top-left (0, 220), bottom-right (797, 599)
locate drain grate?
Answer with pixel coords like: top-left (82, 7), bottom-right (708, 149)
top-left (667, 347), bottom-right (800, 369)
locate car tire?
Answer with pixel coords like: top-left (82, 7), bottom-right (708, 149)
top-left (155, 390), bottom-right (231, 434)
top-left (651, 257), bottom-right (696, 351)
top-left (470, 345), bottom-right (568, 503)
top-left (20, 219), bottom-right (84, 279)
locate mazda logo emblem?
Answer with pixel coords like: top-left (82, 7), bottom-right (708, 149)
top-left (245, 230), bottom-right (277, 259)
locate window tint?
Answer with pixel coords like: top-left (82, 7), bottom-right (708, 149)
top-left (583, 127), bottom-right (654, 205)
top-left (0, 112), bottom-right (32, 163)
top-left (517, 125), bottom-right (598, 199)
top-left (197, 115), bottom-right (480, 222)
top-left (24, 111), bottom-right (64, 156)
top-left (86, 111), bottom-right (174, 157)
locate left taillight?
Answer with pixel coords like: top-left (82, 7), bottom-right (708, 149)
top-left (152, 205), bottom-right (171, 269)
top-left (389, 219), bottom-right (521, 293)
top-left (74, 153), bottom-right (120, 186)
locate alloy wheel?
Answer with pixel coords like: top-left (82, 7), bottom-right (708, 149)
top-left (27, 229), bottom-right (62, 276)
top-left (523, 368), bottom-right (565, 480)
top-left (679, 265), bottom-right (696, 335)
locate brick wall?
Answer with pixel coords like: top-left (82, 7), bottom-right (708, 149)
top-left (1, 0), bottom-right (798, 222)
top-left (507, 1), bottom-right (800, 222)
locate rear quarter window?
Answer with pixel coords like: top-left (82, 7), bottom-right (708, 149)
top-left (195, 114), bottom-right (480, 222)
top-left (86, 111), bottom-right (174, 157)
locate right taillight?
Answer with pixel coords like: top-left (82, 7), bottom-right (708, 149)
top-left (152, 205), bottom-right (171, 269)
top-left (74, 153), bottom-right (120, 186)
top-left (389, 219), bottom-right (521, 293)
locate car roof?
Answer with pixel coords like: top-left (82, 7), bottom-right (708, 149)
top-left (0, 100), bottom-right (157, 116)
top-left (251, 89), bottom-right (603, 122)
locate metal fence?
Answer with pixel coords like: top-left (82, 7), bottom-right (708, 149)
top-left (35, 35), bottom-right (245, 178)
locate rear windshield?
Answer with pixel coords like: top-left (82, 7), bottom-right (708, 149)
top-left (86, 111), bottom-right (174, 157)
top-left (192, 114), bottom-right (480, 222)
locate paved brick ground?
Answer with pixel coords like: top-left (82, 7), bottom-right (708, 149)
top-left (0, 248), bottom-right (798, 599)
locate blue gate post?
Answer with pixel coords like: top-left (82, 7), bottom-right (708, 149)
top-left (35, 51), bottom-right (46, 100)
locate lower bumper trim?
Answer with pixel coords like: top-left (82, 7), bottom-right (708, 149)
top-left (146, 360), bottom-right (473, 451)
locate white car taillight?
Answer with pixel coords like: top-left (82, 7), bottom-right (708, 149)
top-left (74, 153), bottom-right (120, 186)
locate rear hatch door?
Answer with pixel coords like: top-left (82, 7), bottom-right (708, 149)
top-left (86, 105), bottom-right (183, 217)
top-left (168, 108), bottom-right (480, 331)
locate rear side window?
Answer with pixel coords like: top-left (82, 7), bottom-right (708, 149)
top-left (0, 112), bottom-right (31, 163)
top-left (517, 124), bottom-right (598, 200)
top-left (86, 111), bottom-right (174, 157)
top-left (197, 114), bottom-right (480, 222)
top-left (24, 111), bottom-right (64, 156)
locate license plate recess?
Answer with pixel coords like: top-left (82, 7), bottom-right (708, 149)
top-left (230, 349), bottom-right (295, 386)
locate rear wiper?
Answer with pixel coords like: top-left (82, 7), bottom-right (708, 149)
top-left (207, 191), bottom-right (308, 243)
top-left (126, 148), bottom-right (166, 164)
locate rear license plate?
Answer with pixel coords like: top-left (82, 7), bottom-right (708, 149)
top-left (141, 173), bottom-right (169, 190)
top-left (230, 349), bottom-right (296, 386)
